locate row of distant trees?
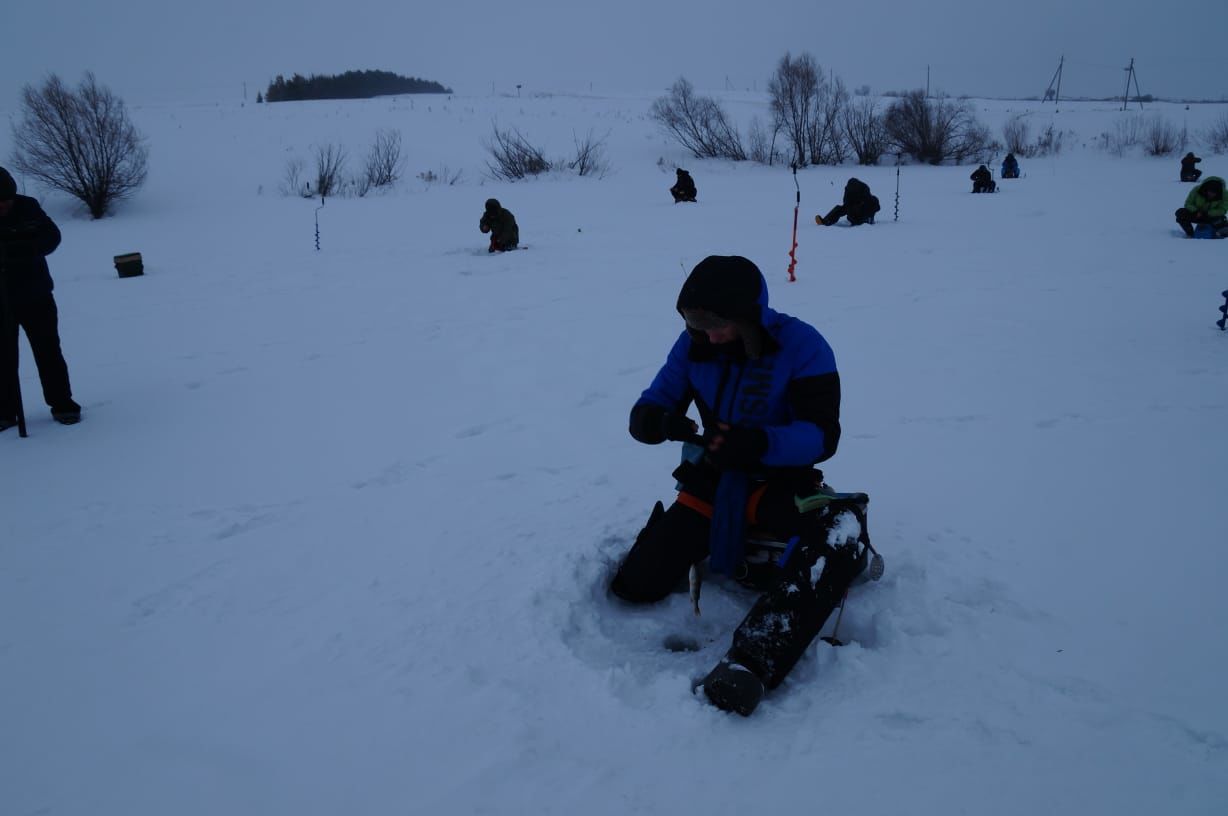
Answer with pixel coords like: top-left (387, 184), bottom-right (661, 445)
top-left (651, 53), bottom-right (997, 166)
top-left (8, 69), bottom-right (1228, 217)
top-left (263, 70), bottom-right (451, 102)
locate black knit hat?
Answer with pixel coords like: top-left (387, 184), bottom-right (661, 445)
top-left (676, 255), bottom-right (763, 323)
top-left (0, 167), bottom-right (16, 201)
top-left (485, 198), bottom-right (500, 213)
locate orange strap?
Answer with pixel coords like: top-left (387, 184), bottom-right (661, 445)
top-left (676, 491), bottom-right (714, 519)
top-left (676, 483), bottom-right (770, 524)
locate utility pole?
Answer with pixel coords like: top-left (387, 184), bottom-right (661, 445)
top-left (926, 65), bottom-right (930, 98)
top-left (1043, 56), bottom-right (1064, 108)
top-left (1121, 58), bottom-right (1144, 110)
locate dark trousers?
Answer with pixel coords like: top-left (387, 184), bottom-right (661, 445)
top-left (972, 180), bottom-right (996, 193)
top-left (1175, 208), bottom-right (1227, 238)
top-left (610, 469), bottom-right (865, 689)
top-left (821, 197), bottom-right (879, 226)
top-left (1181, 169), bottom-right (1202, 182)
top-left (0, 293), bottom-right (74, 418)
top-left (671, 188), bottom-right (697, 203)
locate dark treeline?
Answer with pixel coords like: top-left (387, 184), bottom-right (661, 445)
top-left (265, 70), bottom-right (452, 102)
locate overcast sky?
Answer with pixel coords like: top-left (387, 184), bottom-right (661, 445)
top-left (3, 0), bottom-right (1221, 108)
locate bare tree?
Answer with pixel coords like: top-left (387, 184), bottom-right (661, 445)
top-left (567, 129), bottom-right (611, 177)
top-left (359, 129), bottom-right (403, 193)
top-left (649, 77), bottom-right (746, 161)
top-left (1201, 112), bottom-right (1228, 154)
top-left (312, 143), bottom-right (347, 197)
top-left (484, 124), bottom-right (551, 180)
top-left (808, 75), bottom-right (850, 165)
top-left (10, 72), bottom-right (148, 219)
top-left (842, 96), bottom-right (887, 165)
top-left (768, 53), bottom-right (820, 167)
top-left (883, 90), bottom-right (992, 164)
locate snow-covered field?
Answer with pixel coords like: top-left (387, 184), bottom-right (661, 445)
top-left (2, 91), bottom-right (1226, 815)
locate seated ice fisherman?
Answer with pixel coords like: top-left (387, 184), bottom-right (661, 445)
top-left (611, 255), bottom-right (871, 715)
top-left (1175, 177), bottom-right (1228, 238)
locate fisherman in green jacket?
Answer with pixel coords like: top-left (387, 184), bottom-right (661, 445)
top-left (479, 198), bottom-right (519, 252)
top-left (1175, 176), bottom-right (1228, 238)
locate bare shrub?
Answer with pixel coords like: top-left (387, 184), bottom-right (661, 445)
top-left (883, 90), bottom-right (991, 164)
top-left (417, 166), bottom-right (464, 187)
top-left (1143, 115), bottom-right (1180, 156)
top-left (485, 124), bottom-right (551, 180)
top-left (567, 129), bottom-right (611, 177)
top-left (280, 157), bottom-right (311, 197)
top-left (359, 129), bottom-right (403, 193)
top-left (312, 143), bottom-right (347, 197)
top-left (1033, 124), bottom-right (1064, 157)
top-left (1002, 114), bottom-right (1030, 155)
top-left (649, 77), bottom-right (746, 161)
top-left (747, 116), bottom-right (783, 165)
top-left (1104, 114), bottom-right (1147, 156)
top-left (10, 72), bottom-right (149, 219)
top-left (842, 95), bottom-right (886, 165)
top-left (1202, 112), bottom-right (1228, 154)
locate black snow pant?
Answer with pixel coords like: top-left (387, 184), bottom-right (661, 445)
top-left (610, 462), bottom-right (866, 689)
top-left (972, 180), bottom-right (996, 193)
top-left (1175, 208), bottom-right (1228, 238)
top-left (1180, 169), bottom-right (1202, 183)
top-left (821, 195), bottom-right (880, 226)
top-left (0, 292), bottom-right (74, 420)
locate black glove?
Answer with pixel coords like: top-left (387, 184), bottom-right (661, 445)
top-left (702, 423), bottom-right (768, 470)
top-left (662, 413), bottom-right (697, 442)
top-left (630, 403), bottom-right (696, 444)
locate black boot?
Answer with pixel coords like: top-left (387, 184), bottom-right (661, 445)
top-left (701, 653), bottom-right (765, 716)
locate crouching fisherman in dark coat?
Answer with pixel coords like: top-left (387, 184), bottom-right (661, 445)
top-left (670, 169), bottom-right (697, 203)
top-left (817, 177), bottom-right (879, 226)
top-left (970, 164), bottom-right (996, 193)
top-left (479, 198), bottom-right (519, 252)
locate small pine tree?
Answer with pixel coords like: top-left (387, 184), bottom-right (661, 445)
top-left (256, 91), bottom-right (264, 103)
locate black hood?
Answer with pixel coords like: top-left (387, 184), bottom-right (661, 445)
top-left (0, 167), bottom-right (16, 201)
top-left (676, 255), bottom-right (764, 324)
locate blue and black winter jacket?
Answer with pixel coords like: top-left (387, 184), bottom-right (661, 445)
top-left (630, 257), bottom-right (841, 469)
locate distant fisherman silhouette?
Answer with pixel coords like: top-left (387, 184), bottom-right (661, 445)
top-left (970, 165), bottom-right (996, 193)
top-left (479, 198), bottom-right (519, 252)
top-left (670, 169), bottom-right (697, 203)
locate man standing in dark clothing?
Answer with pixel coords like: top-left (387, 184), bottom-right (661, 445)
top-left (479, 198), bottom-right (519, 252)
top-left (0, 167), bottom-right (81, 431)
top-left (816, 177), bottom-right (879, 226)
top-left (611, 255), bottom-right (869, 714)
top-left (670, 169), bottom-right (697, 203)
top-left (970, 164), bottom-right (996, 193)
top-left (1180, 152), bottom-right (1202, 183)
